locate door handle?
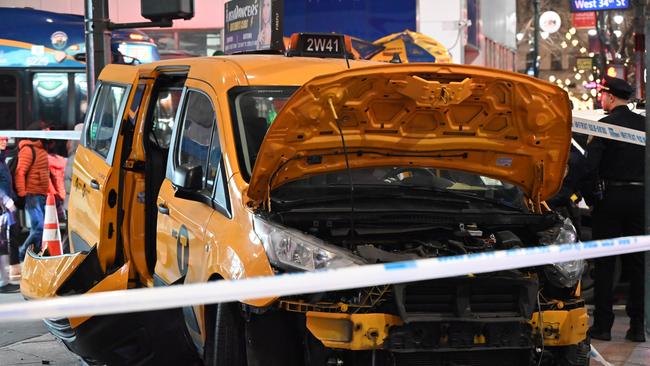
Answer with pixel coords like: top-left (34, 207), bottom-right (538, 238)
top-left (90, 179), bottom-right (100, 190)
top-left (158, 203), bottom-right (170, 215)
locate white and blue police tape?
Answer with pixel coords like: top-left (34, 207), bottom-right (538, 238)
top-left (572, 110), bottom-right (645, 146)
top-left (0, 130), bottom-right (81, 141)
top-left (0, 234), bottom-right (649, 322)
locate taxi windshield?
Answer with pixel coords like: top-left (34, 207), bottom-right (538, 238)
top-left (230, 87), bottom-right (298, 180)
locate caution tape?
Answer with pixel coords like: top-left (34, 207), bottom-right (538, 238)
top-left (0, 234), bottom-right (649, 322)
top-left (0, 130), bottom-right (81, 141)
top-left (572, 112), bottom-right (645, 146)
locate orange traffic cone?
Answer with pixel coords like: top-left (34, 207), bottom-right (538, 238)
top-left (42, 194), bottom-right (62, 256)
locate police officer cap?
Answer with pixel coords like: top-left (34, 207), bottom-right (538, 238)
top-left (602, 76), bottom-right (633, 100)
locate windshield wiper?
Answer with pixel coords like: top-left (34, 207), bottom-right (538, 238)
top-left (391, 185), bottom-right (524, 211)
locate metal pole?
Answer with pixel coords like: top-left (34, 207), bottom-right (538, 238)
top-left (644, 9), bottom-right (650, 334)
top-left (532, 0), bottom-right (540, 78)
top-left (84, 0), bottom-right (111, 96)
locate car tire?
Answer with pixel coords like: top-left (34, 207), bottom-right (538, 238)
top-left (203, 302), bottom-right (247, 366)
top-left (557, 340), bottom-right (591, 366)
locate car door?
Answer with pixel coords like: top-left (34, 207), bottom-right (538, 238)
top-left (155, 80), bottom-right (219, 287)
top-left (68, 65), bottom-right (140, 271)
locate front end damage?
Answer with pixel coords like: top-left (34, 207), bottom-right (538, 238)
top-left (248, 198), bottom-right (589, 366)
top-left (20, 247), bottom-right (200, 366)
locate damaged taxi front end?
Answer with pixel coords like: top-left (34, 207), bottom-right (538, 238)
top-left (21, 247), bottom-right (199, 365)
top-left (240, 64), bottom-right (588, 365)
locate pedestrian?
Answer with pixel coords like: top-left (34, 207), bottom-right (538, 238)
top-left (47, 152), bottom-right (67, 221)
top-left (15, 125), bottom-right (50, 262)
top-left (0, 136), bottom-right (20, 281)
top-left (581, 76), bottom-right (645, 342)
top-left (0, 189), bottom-right (18, 293)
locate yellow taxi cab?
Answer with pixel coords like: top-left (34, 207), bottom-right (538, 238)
top-left (20, 34), bottom-right (589, 366)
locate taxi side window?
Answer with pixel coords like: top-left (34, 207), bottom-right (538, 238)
top-left (206, 126), bottom-right (229, 214)
top-left (85, 84), bottom-right (127, 159)
top-left (150, 84), bottom-right (183, 149)
top-left (177, 91), bottom-right (215, 194)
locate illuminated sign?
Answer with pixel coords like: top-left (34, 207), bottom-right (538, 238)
top-left (576, 57), bottom-right (593, 70)
top-left (224, 0), bottom-right (283, 54)
top-left (570, 0), bottom-right (629, 13)
top-left (287, 33), bottom-right (348, 58)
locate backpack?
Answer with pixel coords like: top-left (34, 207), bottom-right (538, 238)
top-left (7, 144), bottom-right (35, 209)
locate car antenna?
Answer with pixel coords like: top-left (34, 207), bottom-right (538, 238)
top-left (328, 97), bottom-right (355, 239)
top-left (343, 38), bottom-right (351, 69)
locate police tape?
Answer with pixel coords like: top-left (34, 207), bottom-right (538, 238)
top-left (0, 234), bottom-right (649, 322)
top-left (572, 113), bottom-right (645, 146)
top-left (0, 130), bottom-right (81, 141)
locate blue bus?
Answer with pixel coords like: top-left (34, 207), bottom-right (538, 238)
top-left (0, 7), bottom-right (160, 131)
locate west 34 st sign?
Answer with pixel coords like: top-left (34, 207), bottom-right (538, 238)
top-left (570, 0), bottom-right (629, 12)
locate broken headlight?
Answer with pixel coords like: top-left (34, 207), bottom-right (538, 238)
top-left (541, 218), bottom-right (585, 288)
top-left (253, 216), bottom-right (366, 271)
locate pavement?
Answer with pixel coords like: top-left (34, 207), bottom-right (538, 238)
top-left (0, 293), bottom-right (648, 365)
top-left (0, 292), bottom-right (80, 365)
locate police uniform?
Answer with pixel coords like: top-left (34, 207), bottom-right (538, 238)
top-left (582, 76), bottom-right (645, 341)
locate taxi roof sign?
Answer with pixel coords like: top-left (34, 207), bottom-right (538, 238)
top-left (286, 33), bottom-right (352, 59)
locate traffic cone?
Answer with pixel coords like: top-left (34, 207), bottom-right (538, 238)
top-left (42, 194), bottom-right (62, 256)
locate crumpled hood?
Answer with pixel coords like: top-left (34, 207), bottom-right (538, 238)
top-left (247, 63), bottom-right (571, 206)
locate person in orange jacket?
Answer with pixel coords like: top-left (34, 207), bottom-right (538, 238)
top-left (15, 134), bottom-right (50, 262)
top-left (47, 153), bottom-right (67, 220)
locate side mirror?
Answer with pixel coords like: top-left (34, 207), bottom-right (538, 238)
top-left (172, 164), bottom-right (203, 191)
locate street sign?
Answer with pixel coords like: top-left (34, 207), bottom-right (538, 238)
top-left (576, 57), bottom-right (593, 70)
top-left (572, 12), bottom-right (597, 29)
top-left (569, 0), bottom-right (630, 13)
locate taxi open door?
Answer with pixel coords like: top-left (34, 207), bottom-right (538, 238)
top-left (68, 65), bottom-right (143, 272)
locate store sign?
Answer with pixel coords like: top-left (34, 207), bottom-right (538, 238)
top-left (224, 0), bottom-right (283, 54)
top-left (539, 11), bottom-right (561, 34)
top-left (576, 57), bottom-right (593, 70)
top-left (572, 12), bottom-right (596, 29)
top-left (570, 0), bottom-right (629, 13)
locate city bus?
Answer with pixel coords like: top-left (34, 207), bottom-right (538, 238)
top-left (0, 7), bottom-right (160, 132)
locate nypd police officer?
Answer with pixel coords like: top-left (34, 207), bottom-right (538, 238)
top-left (581, 76), bottom-right (645, 342)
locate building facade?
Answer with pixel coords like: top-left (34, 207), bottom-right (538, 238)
top-left (0, 0), bottom-right (517, 69)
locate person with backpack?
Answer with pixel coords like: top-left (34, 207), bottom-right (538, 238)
top-left (15, 131), bottom-right (50, 262)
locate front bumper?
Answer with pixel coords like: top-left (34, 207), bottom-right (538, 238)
top-left (301, 276), bottom-right (588, 352)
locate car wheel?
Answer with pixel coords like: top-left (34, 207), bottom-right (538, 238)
top-left (203, 302), bottom-right (247, 366)
top-left (557, 340), bottom-right (591, 366)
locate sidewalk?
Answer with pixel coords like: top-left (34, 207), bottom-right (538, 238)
top-left (0, 333), bottom-right (80, 365)
top-left (589, 308), bottom-right (650, 366)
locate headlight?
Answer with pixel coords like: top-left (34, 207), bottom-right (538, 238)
top-left (541, 218), bottom-right (585, 288)
top-left (253, 216), bottom-right (366, 271)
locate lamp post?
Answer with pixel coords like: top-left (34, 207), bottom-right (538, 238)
top-left (532, 0), bottom-right (540, 77)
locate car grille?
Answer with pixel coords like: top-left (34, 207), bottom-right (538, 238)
top-left (394, 275), bottom-right (538, 321)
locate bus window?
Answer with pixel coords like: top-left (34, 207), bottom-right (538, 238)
top-left (74, 73), bottom-right (89, 124)
top-left (0, 74), bottom-right (18, 130)
top-left (32, 72), bottom-right (69, 127)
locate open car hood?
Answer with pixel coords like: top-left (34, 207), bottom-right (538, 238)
top-left (247, 64), bottom-right (571, 206)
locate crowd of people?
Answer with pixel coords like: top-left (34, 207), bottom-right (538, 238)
top-left (0, 122), bottom-right (76, 293)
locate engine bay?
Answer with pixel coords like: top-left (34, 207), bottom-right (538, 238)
top-left (266, 209), bottom-right (564, 263)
